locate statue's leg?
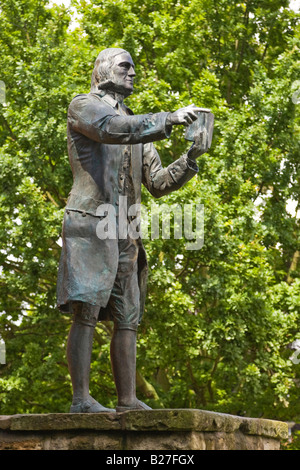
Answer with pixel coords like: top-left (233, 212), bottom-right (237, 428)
top-left (67, 302), bottom-right (115, 413)
top-left (110, 326), bottom-right (136, 407)
top-left (110, 325), bottom-right (151, 412)
top-left (108, 237), bottom-right (151, 412)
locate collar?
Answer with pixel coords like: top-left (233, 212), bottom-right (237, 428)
top-left (100, 92), bottom-right (119, 109)
top-left (92, 91), bottom-right (132, 115)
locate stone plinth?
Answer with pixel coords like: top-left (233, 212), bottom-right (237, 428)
top-left (0, 409), bottom-right (288, 450)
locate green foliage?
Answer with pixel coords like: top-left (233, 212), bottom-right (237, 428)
top-left (0, 0), bottom-right (300, 422)
top-left (285, 430), bottom-right (300, 450)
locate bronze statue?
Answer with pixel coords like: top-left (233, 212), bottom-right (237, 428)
top-left (56, 48), bottom-right (212, 413)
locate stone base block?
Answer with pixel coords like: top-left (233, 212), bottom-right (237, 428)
top-left (0, 409), bottom-right (288, 450)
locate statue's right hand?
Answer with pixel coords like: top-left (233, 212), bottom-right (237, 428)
top-left (166, 104), bottom-right (210, 127)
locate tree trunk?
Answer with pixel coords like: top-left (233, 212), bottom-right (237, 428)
top-left (287, 250), bottom-right (300, 284)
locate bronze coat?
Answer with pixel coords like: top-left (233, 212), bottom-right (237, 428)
top-left (56, 92), bottom-right (198, 322)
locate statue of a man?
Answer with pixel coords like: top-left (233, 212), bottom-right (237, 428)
top-left (56, 48), bottom-right (209, 413)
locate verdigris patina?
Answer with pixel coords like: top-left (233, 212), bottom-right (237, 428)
top-left (56, 47), bottom-right (213, 413)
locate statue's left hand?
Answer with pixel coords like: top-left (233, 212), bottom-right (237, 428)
top-left (186, 128), bottom-right (209, 160)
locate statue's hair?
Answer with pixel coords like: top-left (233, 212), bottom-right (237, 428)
top-left (90, 48), bottom-right (127, 92)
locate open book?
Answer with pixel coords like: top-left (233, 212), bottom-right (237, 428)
top-left (185, 111), bottom-right (214, 149)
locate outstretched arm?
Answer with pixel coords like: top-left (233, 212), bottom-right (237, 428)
top-left (69, 95), bottom-right (210, 147)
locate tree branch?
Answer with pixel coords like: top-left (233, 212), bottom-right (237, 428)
top-left (287, 250), bottom-right (300, 284)
top-left (136, 369), bottom-right (160, 401)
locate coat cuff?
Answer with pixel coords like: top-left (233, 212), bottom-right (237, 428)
top-left (167, 154), bottom-right (199, 188)
top-left (141, 111), bottom-right (172, 139)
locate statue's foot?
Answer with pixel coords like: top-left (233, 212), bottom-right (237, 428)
top-left (70, 396), bottom-right (115, 413)
top-left (116, 399), bottom-right (152, 412)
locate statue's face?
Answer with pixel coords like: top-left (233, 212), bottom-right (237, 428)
top-left (110, 52), bottom-right (136, 96)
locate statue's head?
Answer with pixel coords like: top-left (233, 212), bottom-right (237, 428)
top-left (91, 48), bottom-right (135, 97)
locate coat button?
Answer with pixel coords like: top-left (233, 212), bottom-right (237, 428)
top-left (82, 211), bottom-right (87, 217)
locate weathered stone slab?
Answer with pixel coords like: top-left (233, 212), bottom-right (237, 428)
top-left (0, 409), bottom-right (288, 450)
top-left (0, 412), bottom-right (121, 432)
top-left (121, 409), bottom-right (288, 440)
